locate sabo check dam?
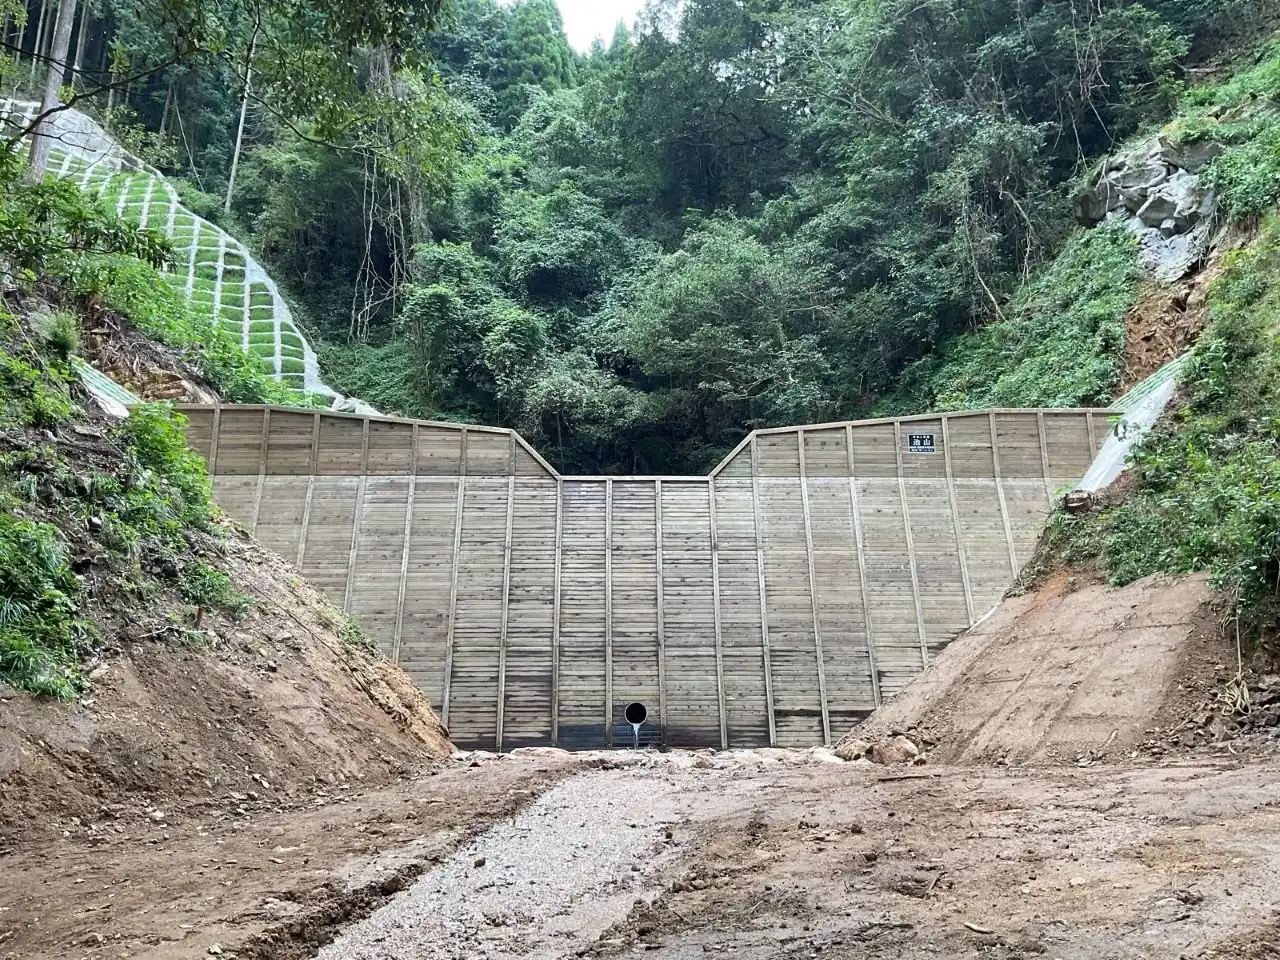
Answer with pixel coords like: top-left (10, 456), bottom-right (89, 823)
top-left (7, 98), bottom-right (1116, 752)
top-left (182, 403), bottom-right (1111, 751)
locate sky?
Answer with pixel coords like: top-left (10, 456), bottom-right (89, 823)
top-left (556, 0), bottom-right (648, 51)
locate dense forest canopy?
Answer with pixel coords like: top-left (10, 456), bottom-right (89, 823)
top-left (8, 0), bottom-right (1275, 471)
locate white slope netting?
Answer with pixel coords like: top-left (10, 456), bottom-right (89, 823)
top-left (1078, 353), bottom-right (1190, 493)
top-left (0, 98), bottom-right (375, 413)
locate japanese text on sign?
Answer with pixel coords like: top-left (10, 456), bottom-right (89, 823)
top-left (907, 433), bottom-right (936, 454)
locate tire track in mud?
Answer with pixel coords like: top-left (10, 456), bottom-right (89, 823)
top-left (316, 767), bottom-right (710, 959)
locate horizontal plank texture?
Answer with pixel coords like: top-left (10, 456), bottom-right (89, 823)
top-left (183, 405), bottom-right (1109, 750)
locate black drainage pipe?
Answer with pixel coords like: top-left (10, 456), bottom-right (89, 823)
top-left (624, 701), bottom-right (648, 748)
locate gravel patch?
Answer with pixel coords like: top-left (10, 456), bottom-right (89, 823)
top-left (318, 768), bottom-right (698, 959)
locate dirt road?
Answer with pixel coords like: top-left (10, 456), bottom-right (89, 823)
top-left (6, 747), bottom-right (1280, 959)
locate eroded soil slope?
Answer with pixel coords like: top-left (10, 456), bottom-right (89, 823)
top-left (0, 535), bottom-right (451, 850)
top-left (845, 572), bottom-right (1233, 764)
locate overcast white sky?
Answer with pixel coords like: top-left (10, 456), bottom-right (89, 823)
top-left (557, 0), bottom-right (648, 51)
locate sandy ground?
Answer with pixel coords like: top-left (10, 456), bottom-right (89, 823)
top-left (6, 745), bottom-right (1280, 959)
top-left (0, 754), bottom-right (581, 960)
top-left (5, 569), bottom-right (1277, 960)
top-left (319, 749), bottom-right (1280, 960)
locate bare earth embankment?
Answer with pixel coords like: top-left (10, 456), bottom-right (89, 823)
top-left (5, 572), bottom-right (1280, 960)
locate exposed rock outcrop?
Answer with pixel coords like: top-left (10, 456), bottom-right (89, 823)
top-left (1074, 136), bottom-right (1221, 281)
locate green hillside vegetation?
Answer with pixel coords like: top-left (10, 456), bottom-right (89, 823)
top-left (1007, 44), bottom-right (1280, 641)
top-left (25, 0), bottom-right (1268, 472)
top-left (0, 148), bottom-right (311, 696)
top-left (879, 225), bottom-right (1142, 414)
top-left (4, 0), bottom-right (1280, 648)
top-left (1032, 214), bottom-right (1280, 640)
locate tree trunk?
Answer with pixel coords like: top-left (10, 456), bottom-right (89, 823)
top-left (159, 80), bottom-right (173, 136)
top-left (71, 0), bottom-right (87, 81)
top-left (29, 0), bottom-right (49, 84)
top-left (28, 0), bottom-right (75, 176)
top-left (224, 29), bottom-right (257, 215)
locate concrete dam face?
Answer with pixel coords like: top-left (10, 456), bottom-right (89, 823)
top-left (180, 404), bottom-right (1111, 751)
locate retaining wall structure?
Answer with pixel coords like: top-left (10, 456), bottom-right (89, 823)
top-left (0, 99), bottom-right (370, 408)
top-left (180, 405), bottom-right (1111, 750)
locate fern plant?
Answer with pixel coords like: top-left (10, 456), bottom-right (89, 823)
top-left (0, 514), bottom-right (91, 698)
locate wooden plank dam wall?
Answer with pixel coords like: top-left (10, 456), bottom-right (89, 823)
top-left (178, 404), bottom-right (1112, 751)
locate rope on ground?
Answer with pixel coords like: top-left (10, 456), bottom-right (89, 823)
top-left (1217, 618), bottom-right (1252, 716)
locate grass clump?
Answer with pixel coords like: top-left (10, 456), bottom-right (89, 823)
top-left (312, 595), bottom-right (376, 653)
top-left (1203, 126), bottom-right (1280, 220)
top-left (30, 311), bottom-right (81, 361)
top-left (340, 617), bottom-right (376, 653)
top-left (0, 395), bottom-right (235, 696)
top-left (181, 561), bottom-right (251, 627)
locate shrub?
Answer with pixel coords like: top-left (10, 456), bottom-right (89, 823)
top-left (181, 561), bottom-right (251, 626)
top-left (0, 514), bottom-right (90, 698)
top-left (116, 404), bottom-right (214, 532)
top-left (0, 150), bottom-right (170, 287)
top-left (0, 348), bottom-right (75, 428)
top-left (1203, 124), bottom-right (1280, 219)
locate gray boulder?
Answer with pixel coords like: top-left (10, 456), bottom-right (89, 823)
top-left (1158, 135), bottom-right (1226, 173)
top-left (1139, 170), bottom-right (1211, 234)
top-left (1073, 187), bottom-right (1109, 226)
top-left (1140, 219), bottom-right (1215, 282)
top-left (1118, 186), bottom-right (1148, 213)
top-left (1113, 160), bottom-right (1169, 191)
top-left (1138, 192), bottom-right (1178, 228)
top-left (1075, 132), bottom-right (1220, 283)
top-left (1173, 182), bottom-right (1215, 228)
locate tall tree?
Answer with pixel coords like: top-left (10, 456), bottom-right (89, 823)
top-left (27, 0), bottom-right (75, 174)
top-left (7, 0), bottom-right (451, 164)
top-left (498, 0), bottom-right (575, 122)
top-left (221, 17), bottom-right (255, 212)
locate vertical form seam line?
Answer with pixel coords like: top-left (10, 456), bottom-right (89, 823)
top-left (797, 430), bottom-right (831, 746)
top-left (846, 425), bottom-right (882, 710)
